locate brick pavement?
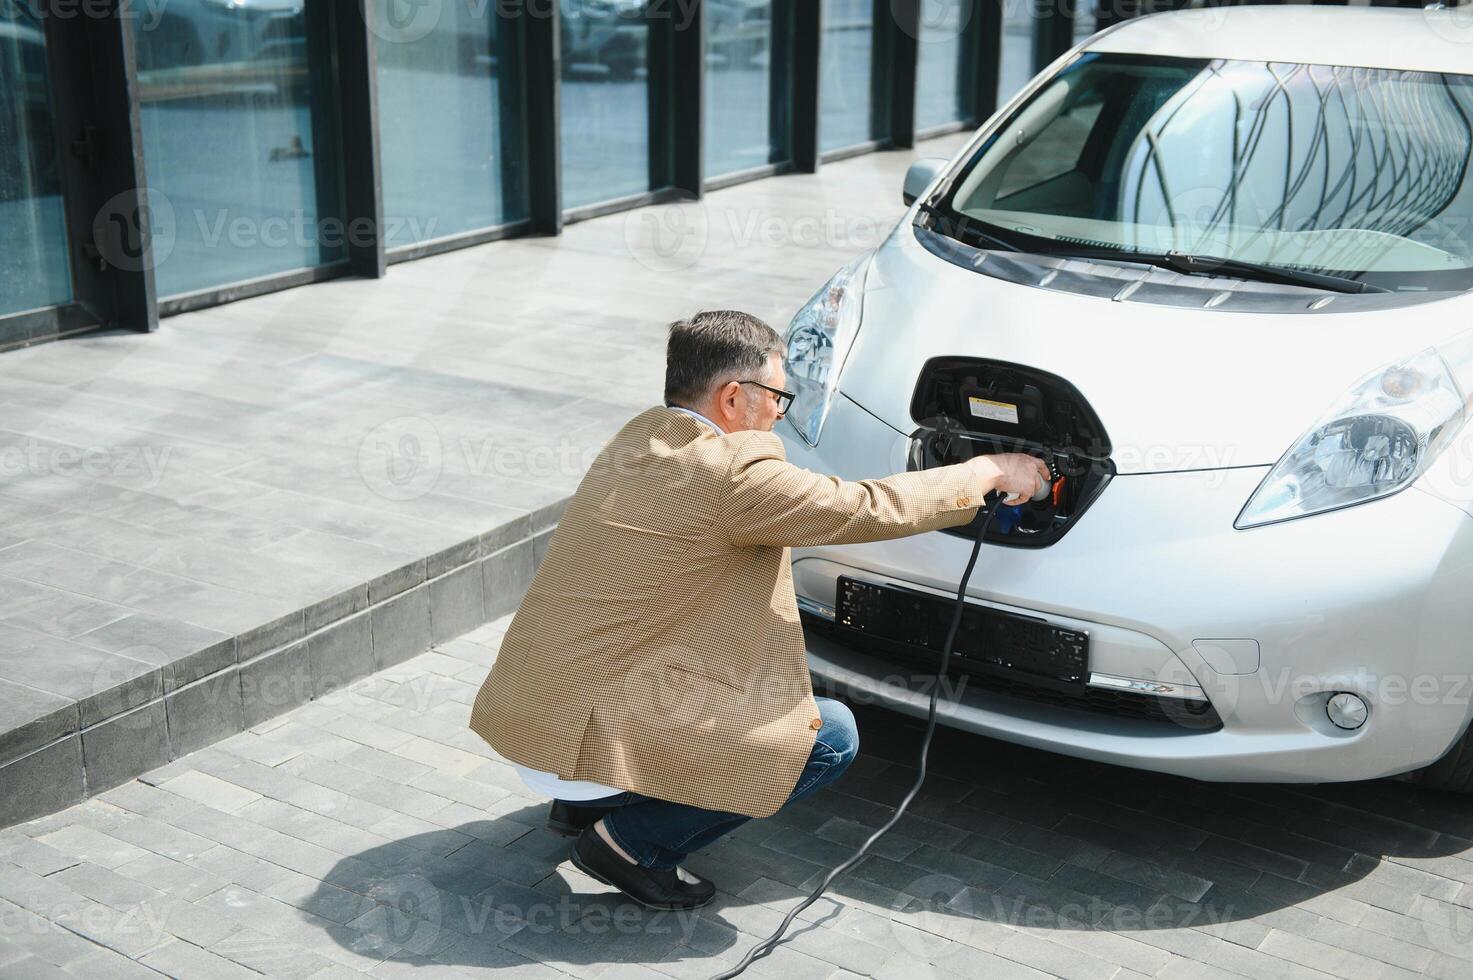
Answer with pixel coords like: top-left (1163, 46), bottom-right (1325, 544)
top-left (4, 615), bottom-right (1473, 979)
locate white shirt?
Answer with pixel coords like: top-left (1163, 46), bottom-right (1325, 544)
top-left (665, 403), bottom-right (723, 433)
top-left (511, 404), bottom-right (723, 802)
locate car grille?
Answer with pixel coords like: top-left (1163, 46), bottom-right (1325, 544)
top-left (804, 615), bottom-right (1222, 732)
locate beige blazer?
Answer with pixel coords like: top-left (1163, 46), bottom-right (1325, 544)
top-left (467, 406), bottom-right (983, 818)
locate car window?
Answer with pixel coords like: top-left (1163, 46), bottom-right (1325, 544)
top-left (940, 53), bottom-right (1473, 292)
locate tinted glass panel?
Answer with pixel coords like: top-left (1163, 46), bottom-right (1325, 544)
top-left (132, 0), bottom-right (345, 297)
top-left (998, 0), bottom-right (1034, 106)
top-left (561, 0), bottom-right (653, 208)
top-left (706, 0), bottom-right (788, 177)
top-left (915, 0), bottom-right (967, 130)
top-left (819, 0), bottom-right (876, 152)
top-left (1, 7), bottom-right (71, 315)
top-left (374, 1), bottom-right (528, 248)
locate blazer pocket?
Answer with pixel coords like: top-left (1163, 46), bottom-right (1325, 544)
top-left (641, 662), bottom-right (748, 730)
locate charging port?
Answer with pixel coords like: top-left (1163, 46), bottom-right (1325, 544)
top-left (906, 357), bottom-right (1115, 548)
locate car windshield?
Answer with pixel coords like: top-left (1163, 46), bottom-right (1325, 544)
top-left (935, 53), bottom-right (1473, 292)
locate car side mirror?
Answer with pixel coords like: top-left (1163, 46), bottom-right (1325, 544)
top-left (902, 157), bottom-right (947, 207)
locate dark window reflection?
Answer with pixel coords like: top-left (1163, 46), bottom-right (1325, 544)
top-left (915, 0), bottom-right (967, 131)
top-left (560, 0), bottom-right (654, 209)
top-left (998, 0), bottom-right (1034, 108)
top-left (820, 0), bottom-right (878, 152)
top-left (132, 0), bottom-right (345, 298)
top-left (375, 1), bottom-right (529, 248)
top-left (1, 5), bottom-right (71, 316)
top-left (706, 0), bottom-right (789, 178)
top-left (949, 56), bottom-right (1473, 290)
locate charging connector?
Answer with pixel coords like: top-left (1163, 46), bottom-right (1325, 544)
top-left (710, 493), bottom-right (1005, 979)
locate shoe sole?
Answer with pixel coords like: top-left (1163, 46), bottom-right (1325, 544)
top-left (568, 844), bottom-right (714, 911)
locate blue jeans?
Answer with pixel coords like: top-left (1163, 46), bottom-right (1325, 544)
top-left (563, 697), bottom-right (859, 871)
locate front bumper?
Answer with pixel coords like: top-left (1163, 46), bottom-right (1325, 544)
top-left (788, 393), bottom-right (1473, 784)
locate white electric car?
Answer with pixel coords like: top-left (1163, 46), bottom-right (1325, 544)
top-left (781, 5), bottom-right (1473, 791)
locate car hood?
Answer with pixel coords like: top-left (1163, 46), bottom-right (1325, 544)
top-left (837, 224), bottom-right (1473, 475)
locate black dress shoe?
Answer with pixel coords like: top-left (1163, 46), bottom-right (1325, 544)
top-left (569, 825), bottom-right (716, 910)
top-left (546, 800), bottom-right (607, 838)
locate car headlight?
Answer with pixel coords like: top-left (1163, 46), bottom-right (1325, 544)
top-left (783, 252), bottom-right (872, 446)
top-left (1236, 345), bottom-right (1471, 529)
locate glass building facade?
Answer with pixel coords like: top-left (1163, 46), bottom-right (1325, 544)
top-left (9, 0), bottom-right (1381, 350)
top-left (1, 4), bottom-right (71, 317)
top-left (819, 0), bottom-right (881, 152)
top-left (375, 0), bottom-right (529, 249)
top-left (129, 1), bottom-right (346, 297)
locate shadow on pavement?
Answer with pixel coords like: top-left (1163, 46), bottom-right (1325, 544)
top-left (312, 700), bottom-right (1473, 974)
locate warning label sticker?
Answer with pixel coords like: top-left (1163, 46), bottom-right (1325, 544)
top-left (968, 397), bottom-right (1020, 425)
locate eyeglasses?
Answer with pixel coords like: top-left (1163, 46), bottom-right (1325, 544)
top-left (738, 380), bottom-right (794, 415)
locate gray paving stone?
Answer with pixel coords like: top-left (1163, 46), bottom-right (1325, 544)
top-left (74, 613), bottom-right (234, 693)
top-left (239, 639), bottom-right (312, 728)
top-left (369, 559), bottom-right (428, 606)
top-left (238, 608), bottom-right (306, 661)
top-left (81, 701), bottom-right (170, 794)
top-left (0, 835), bottom-right (74, 876)
top-left (165, 668), bottom-right (244, 757)
top-left (371, 584), bottom-right (433, 671)
top-left (482, 538), bottom-right (537, 621)
top-left (0, 622), bottom-right (160, 730)
top-left (113, 851), bottom-right (229, 902)
top-left (0, 679), bottom-right (77, 768)
top-left (305, 584), bottom-right (370, 635)
top-left (140, 937), bottom-right (263, 980)
top-left (0, 738), bottom-right (84, 829)
top-left (307, 611), bottom-right (374, 698)
top-left (426, 536), bottom-right (480, 580)
top-left (49, 861), bottom-right (163, 909)
top-left (429, 563), bottom-right (485, 647)
top-left (212, 927), bottom-right (342, 979)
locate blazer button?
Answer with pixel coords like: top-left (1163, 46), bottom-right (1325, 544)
top-left (956, 496), bottom-right (972, 508)
top-left (809, 716), bottom-right (823, 731)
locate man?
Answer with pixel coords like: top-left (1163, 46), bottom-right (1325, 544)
top-left (468, 310), bottom-right (1048, 910)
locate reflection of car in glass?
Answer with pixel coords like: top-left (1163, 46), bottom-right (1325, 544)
top-left (707, 0), bottom-right (770, 69)
top-left (781, 7), bottom-right (1473, 792)
top-left (135, 0), bottom-right (306, 71)
top-left (0, 18), bottom-right (57, 202)
top-left (560, 0), bottom-right (649, 80)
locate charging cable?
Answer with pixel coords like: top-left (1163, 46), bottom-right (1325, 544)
top-left (709, 492), bottom-right (1004, 980)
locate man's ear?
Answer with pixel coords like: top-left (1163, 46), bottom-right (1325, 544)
top-left (716, 380), bottom-right (742, 418)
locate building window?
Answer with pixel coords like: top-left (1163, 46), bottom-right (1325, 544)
top-left (998, 0), bottom-right (1035, 107)
top-left (819, 0), bottom-right (881, 152)
top-left (131, 0), bottom-right (346, 298)
top-left (915, 0), bottom-right (970, 131)
top-left (1, 5), bottom-right (71, 317)
top-left (560, 0), bottom-right (656, 209)
top-left (374, 1), bottom-right (529, 249)
top-left (705, 0), bottom-right (791, 179)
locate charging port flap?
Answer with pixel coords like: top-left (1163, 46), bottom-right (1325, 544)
top-left (907, 357), bottom-right (1116, 547)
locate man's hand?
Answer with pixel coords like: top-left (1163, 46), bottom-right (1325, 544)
top-left (969, 453), bottom-right (1053, 506)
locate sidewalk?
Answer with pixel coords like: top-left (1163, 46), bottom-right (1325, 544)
top-left (0, 131), bottom-right (969, 828)
top-left (4, 615), bottom-right (1471, 979)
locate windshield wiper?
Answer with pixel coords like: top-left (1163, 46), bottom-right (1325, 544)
top-left (1105, 248), bottom-right (1390, 295)
top-left (916, 203), bottom-right (1022, 252)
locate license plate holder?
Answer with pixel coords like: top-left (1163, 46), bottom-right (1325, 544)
top-left (834, 576), bottom-right (1089, 684)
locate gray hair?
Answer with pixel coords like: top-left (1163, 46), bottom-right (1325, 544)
top-left (664, 310), bottom-right (783, 407)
